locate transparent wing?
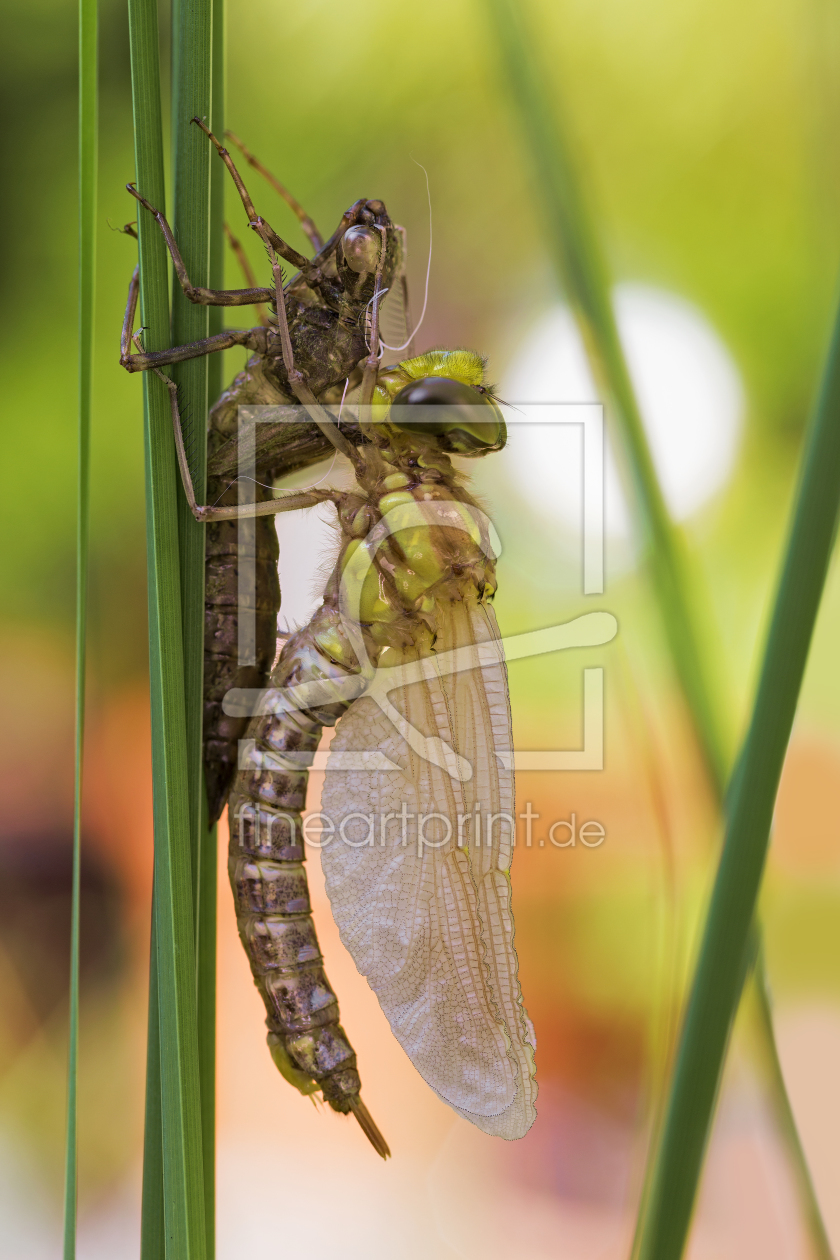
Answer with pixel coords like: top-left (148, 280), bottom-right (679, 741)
top-left (377, 269), bottom-right (411, 356)
top-left (320, 601), bottom-right (537, 1139)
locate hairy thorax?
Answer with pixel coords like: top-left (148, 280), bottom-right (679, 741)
top-left (328, 438), bottom-right (498, 665)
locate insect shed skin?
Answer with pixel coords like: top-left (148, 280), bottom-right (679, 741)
top-left (200, 202), bottom-right (404, 823)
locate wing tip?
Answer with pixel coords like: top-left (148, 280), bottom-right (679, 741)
top-left (349, 1095), bottom-right (391, 1159)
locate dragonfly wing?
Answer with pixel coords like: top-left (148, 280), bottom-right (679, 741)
top-left (379, 265), bottom-right (411, 352)
top-left (320, 601), bottom-right (537, 1139)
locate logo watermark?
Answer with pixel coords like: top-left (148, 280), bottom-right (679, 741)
top-left (227, 403), bottom-right (616, 775)
top-left (235, 800), bottom-right (606, 855)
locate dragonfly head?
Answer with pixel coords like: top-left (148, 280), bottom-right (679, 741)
top-left (373, 349), bottom-right (506, 456)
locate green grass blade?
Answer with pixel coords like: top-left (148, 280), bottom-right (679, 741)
top-left (140, 910), bottom-right (165, 1260)
top-left (63, 0), bottom-right (97, 1252)
top-left (207, 0), bottom-right (225, 408)
top-left (171, 0), bottom-right (211, 873)
top-left (636, 299), bottom-right (840, 1258)
top-left (752, 949), bottom-right (834, 1259)
top-left (128, 0), bottom-right (207, 1253)
top-left (196, 795), bottom-right (217, 1257)
top-left (194, 3), bottom-right (225, 1251)
top-left (484, 0), bottom-right (728, 794)
top-left (170, 0), bottom-right (217, 1248)
top-left (483, 1), bottom-right (832, 1254)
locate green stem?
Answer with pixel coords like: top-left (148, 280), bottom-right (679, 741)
top-left (63, 0), bottom-right (97, 1252)
top-left (636, 296), bottom-right (840, 1257)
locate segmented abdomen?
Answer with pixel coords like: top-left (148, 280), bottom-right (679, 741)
top-left (202, 358), bottom-right (345, 823)
top-left (226, 603), bottom-right (370, 1114)
top-left (203, 479), bottom-right (280, 823)
top-left (229, 785), bottom-right (363, 1107)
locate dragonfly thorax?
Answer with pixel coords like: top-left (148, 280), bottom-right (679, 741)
top-left (335, 462), bottom-right (497, 651)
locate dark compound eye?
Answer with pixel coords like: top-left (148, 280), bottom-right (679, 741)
top-left (390, 377), bottom-right (506, 455)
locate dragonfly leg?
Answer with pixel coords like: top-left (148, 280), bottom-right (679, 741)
top-left (192, 121), bottom-right (379, 310)
top-left (127, 183), bottom-right (274, 308)
top-left (224, 223), bottom-right (270, 326)
top-left (120, 260), bottom-right (268, 372)
top-left (134, 331), bottom-right (336, 522)
top-left (359, 225), bottom-right (388, 409)
top-left (122, 326), bottom-right (267, 373)
top-left (191, 119), bottom-right (319, 284)
top-left (121, 264), bottom-right (141, 359)
top-left (225, 130), bottom-right (324, 252)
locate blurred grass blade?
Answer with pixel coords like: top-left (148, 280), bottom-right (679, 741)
top-left (128, 0), bottom-right (207, 1254)
top-left (484, 0), bottom-right (728, 794)
top-left (635, 297), bottom-right (840, 1258)
top-left (483, 0), bottom-right (831, 1255)
top-left (751, 945), bottom-right (834, 1259)
top-left (63, 0), bottom-right (97, 1252)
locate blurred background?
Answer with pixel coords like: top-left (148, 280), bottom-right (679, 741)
top-left (1, 0), bottom-right (840, 1254)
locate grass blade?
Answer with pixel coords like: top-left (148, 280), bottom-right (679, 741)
top-left (63, 0), bottom-right (97, 1251)
top-left (751, 947), bottom-right (834, 1259)
top-left (483, 1), bottom-right (832, 1254)
top-left (140, 911), bottom-right (165, 1260)
top-left (171, 0), bottom-right (211, 875)
top-left (635, 298), bottom-right (840, 1257)
top-left (128, 0), bottom-right (207, 1253)
top-left (207, 0), bottom-right (225, 410)
top-left (195, 800), bottom-right (216, 1257)
top-left (170, 0), bottom-right (217, 1248)
top-left (485, 0), bottom-right (728, 793)
top-left (194, 2), bottom-right (225, 1250)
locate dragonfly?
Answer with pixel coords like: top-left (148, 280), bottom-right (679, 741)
top-left (121, 121), bottom-right (537, 1157)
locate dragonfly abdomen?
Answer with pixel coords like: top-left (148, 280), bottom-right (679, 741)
top-left (226, 606), bottom-right (390, 1153)
top-left (229, 781), bottom-right (365, 1107)
top-left (203, 476), bottom-right (280, 822)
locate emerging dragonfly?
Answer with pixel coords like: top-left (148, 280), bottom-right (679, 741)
top-left (121, 121), bottom-right (537, 1156)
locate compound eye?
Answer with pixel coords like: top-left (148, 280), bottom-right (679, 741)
top-left (394, 378), bottom-right (471, 408)
top-left (341, 226), bottom-right (382, 273)
top-left (390, 377), bottom-right (506, 455)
